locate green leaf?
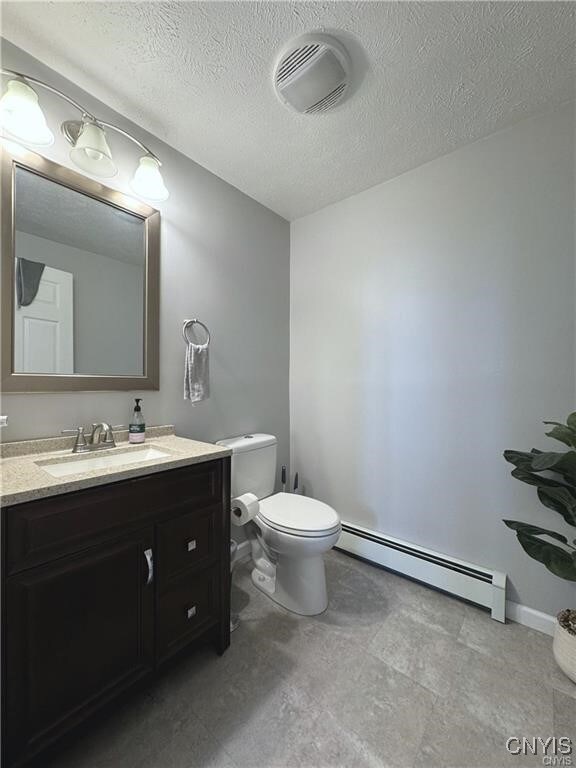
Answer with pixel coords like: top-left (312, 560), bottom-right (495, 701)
top-left (504, 450), bottom-right (536, 468)
top-left (503, 520), bottom-right (569, 544)
top-left (516, 533), bottom-right (576, 581)
top-left (531, 451), bottom-right (570, 470)
top-left (537, 486), bottom-right (576, 527)
top-left (544, 425), bottom-right (576, 448)
top-left (531, 451), bottom-right (576, 482)
top-left (504, 428), bottom-right (576, 576)
top-left (504, 449), bottom-right (547, 473)
top-left (510, 467), bottom-right (569, 489)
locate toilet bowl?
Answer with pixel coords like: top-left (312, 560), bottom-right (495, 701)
top-left (216, 434), bottom-right (341, 616)
top-left (250, 493), bottom-right (340, 615)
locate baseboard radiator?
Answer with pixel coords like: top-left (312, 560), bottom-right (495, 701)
top-left (337, 522), bottom-right (507, 622)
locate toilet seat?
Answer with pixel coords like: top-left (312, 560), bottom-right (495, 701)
top-left (257, 492), bottom-right (340, 538)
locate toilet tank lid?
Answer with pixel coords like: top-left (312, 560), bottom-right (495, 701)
top-left (215, 433), bottom-right (277, 453)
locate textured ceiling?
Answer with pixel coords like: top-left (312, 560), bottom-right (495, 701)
top-left (2, 2), bottom-right (575, 220)
top-left (15, 167), bottom-right (144, 264)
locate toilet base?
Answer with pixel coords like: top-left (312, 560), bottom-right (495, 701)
top-left (251, 567), bottom-right (276, 596)
top-left (251, 554), bottom-right (328, 616)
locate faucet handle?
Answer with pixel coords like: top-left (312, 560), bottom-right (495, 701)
top-left (61, 426), bottom-right (88, 453)
top-left (102, 424), bottom-right (125, 445)
top-left (61, 426), bottom-right (86, 436)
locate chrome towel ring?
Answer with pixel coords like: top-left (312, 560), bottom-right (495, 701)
top-left (182, 319), bottom-right (210, 347)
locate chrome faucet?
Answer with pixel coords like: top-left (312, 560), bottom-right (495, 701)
top-left (90, 422), bottom-right (113, 446)
top-left (62, 423), bottom-right (124, 454)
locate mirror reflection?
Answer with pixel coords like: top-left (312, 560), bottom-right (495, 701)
top-left (14, 166), bottom-right (146, 376)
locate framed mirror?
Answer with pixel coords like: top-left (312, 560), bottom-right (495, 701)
top-left (1, 146), bottom-right (159, 392)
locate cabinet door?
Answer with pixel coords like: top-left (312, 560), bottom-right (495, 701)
top-left (4, 529), bottom-right (154, 766)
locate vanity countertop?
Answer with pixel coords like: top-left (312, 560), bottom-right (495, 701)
top-left (0, 425), bottom-right (232, 507)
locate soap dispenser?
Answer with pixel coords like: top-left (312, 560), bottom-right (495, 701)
top-left (129, 398), bottom-right (146, 444)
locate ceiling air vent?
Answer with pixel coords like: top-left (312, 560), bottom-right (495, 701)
top-left (273, 34), bottom-right (352, 115)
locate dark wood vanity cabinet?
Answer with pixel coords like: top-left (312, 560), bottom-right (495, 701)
top-left (1, 457), bottom-right (231, 768)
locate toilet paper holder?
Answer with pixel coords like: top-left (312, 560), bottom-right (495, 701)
top-left (230, 493), bottom-right (259, 527)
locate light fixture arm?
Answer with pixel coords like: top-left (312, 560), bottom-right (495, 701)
top-left (0, 66), bottom-right (160, 163)
top-left (95, 119), bottom-right (152, 157)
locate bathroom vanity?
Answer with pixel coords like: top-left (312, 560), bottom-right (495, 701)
top-left (0, 429), bottom-right (231, 767)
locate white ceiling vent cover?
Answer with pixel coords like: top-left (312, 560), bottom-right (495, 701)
top-left (273, 34), bottom-right (352, 115)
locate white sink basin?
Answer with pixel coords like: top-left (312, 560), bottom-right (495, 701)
top-left (36, 446), bottom-right (171, 478)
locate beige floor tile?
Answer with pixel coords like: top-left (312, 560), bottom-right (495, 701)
top-left (335, 552), bottom-right (469, 638)
top-left (285, 709), bottom-right (386, 768)
top-left (369, 608), bottom-right (469, 695)
top-left (414, 696), bottom-right (543, 768)
top-left (553, 689), bottom-right (576, 737)
top-left (459, 608), bottom-right (576, 699)
top-left (323, 651), bottom-right (436, 767)
top-left (219, 680), bottom-right (324, 768)
top-left (445, 646), bottom-right (554, 736)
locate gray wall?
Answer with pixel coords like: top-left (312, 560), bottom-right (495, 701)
top-left (1, 41), bottom-right (291, 482)
top-left (16, 232), bottom-right (144, 376)
top-left (290, 103), bottom-right (576, 615)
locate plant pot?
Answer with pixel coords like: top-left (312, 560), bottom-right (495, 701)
top-left (553, 613), bottom-right (576, 683)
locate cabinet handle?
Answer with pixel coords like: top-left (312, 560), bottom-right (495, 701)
top-left (144, 548), bottom-right (154, 585)
top-left (186, 605), bottom-right (197, 620)
top-left (187, 539), bottom-right (197, 552)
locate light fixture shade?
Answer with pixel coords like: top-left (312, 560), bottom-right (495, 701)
top-left (130, 155), bottom-right (169, 202)
top-left (0, 80), bottom-right (54, 146)
top-left (70, 120), bottom-right (117, 178)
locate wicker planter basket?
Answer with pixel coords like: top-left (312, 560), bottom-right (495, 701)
top-left (553, 610), bottom-right (576, 684)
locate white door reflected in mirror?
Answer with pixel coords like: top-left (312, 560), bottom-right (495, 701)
top-left (13, 165), bottom-right (146, 377)
top-left (14, 265), bottom-right (74, 374)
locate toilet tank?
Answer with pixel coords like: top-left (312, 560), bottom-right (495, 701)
top-left (216, 434), bottom-right (277, 499)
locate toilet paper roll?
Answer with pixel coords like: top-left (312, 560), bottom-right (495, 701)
top-left (230, 492), bottom-right (260, 527)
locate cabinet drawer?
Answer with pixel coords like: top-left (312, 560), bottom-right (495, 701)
top-left (157, 504), bottom-right (218, 584)
top-left (157, 566), bottom-right (219, 662)
top-left (5, 461), bottom-right (223, 575)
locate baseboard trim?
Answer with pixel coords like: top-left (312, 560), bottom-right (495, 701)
top-left (335, 524), bottom-right (555, 636)
top-left (337, 522), bottom-right (506, 622)
top-left (505, 600), bottom-right (556, 636)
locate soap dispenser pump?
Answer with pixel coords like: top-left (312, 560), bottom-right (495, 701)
top-left (129, 398), bottom-right (145, 444)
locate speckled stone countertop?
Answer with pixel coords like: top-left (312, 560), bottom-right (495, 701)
top-left (0, 425), bottom-right (232, 507)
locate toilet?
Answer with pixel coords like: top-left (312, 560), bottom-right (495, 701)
top-left (217, 434), bottom-right (341, 616)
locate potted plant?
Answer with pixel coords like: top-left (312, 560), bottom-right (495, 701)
top-left (504, 413), bottom-right (576, 683)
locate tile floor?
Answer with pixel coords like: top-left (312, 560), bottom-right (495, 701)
top-left (45, 550), bottom-right (575, 768)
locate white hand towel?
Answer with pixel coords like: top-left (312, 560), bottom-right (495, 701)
top-left (184, 342), bottom-right (210, 403)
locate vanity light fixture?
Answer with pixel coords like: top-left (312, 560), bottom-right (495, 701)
top-left (130, 155), bottom-right (169, 202)
top-left (0, 79), bottom-right (54, 146)
top-left (0, 68), bottom-right (169, 201)
top-left (68, 118), bottom-right (117, 178)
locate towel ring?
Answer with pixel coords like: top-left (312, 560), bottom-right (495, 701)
top-left (182, 319), bottom-right (210, 347)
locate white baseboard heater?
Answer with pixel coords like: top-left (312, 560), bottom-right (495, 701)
top-left (337, 522), bottom-right (507, 622)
